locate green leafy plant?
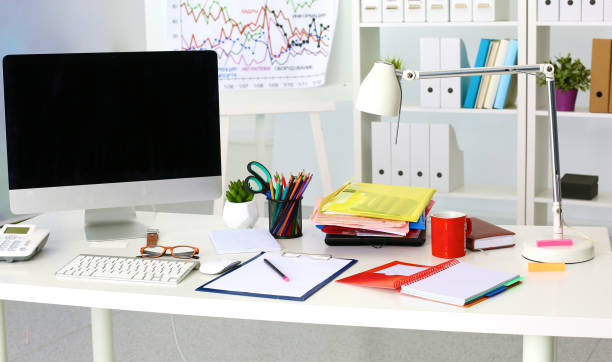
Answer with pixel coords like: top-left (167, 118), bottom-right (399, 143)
top-left (537, 54), bottom-right (591, 91)
top-left (383, 56), bottom-right (403, 70)
top-left (225, 180), bottom-right (254, 203)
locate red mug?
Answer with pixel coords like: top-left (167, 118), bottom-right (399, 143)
top-left (431, 211), bottom-right (472, 259)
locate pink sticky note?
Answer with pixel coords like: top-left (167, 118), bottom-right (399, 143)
top-left (537, 239), bottom-right (573, 247)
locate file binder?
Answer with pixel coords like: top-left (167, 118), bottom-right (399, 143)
top-left (589, 38), bottom-right (612, 113)
top-left (440, 38), bottom-right (466, 108)
top-left (427, 0), bottom-right (450, 22)
top-left (371, 122), bottom-right (392, 184)
top-left (410, 123), bottom-right (430, 187)
top-left (538, 0), bottom-right (560, 21)
top-left (484, 38), bottom-right (508, 109)
top-left (429, 123), bottom-right (463, 193)
top-left (383, 0), bottom-right (405, 22)
top-left (560, 0), bottom-right (581, 21)
top-left (405, 0), bottom-right (427, 21)
top-left (473, 0), bottom-right (510, 21)
top-left (362, 0), bottom-right (383, 22)
top-left (493, 39), bottom-right (518, 109)
top-left (391, 122), bottom-right (411, 186)
top-left (464, 38), bottom-right (492, 108)
top-left (475, 40), bottom-right (499, 108)
top-left (582, 0), bottom-right (604, 21)
top-left (450, 0), bottom-right (473, 21)
top-left (420, 38), bottom-right (441, 108)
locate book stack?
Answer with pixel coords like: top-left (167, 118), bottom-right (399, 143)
top-left (463, 38), bottom-right (519, 109)
top-left (310, 182), bottom-right (436, 246)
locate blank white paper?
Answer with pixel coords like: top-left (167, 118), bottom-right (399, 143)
top-left (209, 228), bottom-right (281, 254)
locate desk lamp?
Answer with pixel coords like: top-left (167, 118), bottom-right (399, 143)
top-left (356, 61), bottom-right (595, 263)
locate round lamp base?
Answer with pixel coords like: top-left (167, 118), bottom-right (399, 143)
top-left (521, 236), bottom-right (595, 263)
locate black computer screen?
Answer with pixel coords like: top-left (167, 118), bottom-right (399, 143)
top-left (3, 51), bottom-right (221, 190)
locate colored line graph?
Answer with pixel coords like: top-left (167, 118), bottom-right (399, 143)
top-left (166, 0), bottom-right (338, 90)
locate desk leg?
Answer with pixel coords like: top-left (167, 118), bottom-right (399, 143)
top-left (523, 335), bottom-right (556, 362)
top-left (0, 300), bottom-right (7, 362)
top-left (91, 308), bottom-right (114, 362)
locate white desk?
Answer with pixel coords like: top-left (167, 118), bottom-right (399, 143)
top-left (0, 211), bottom-right (611, 362)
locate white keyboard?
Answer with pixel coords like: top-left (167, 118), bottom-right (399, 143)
top-left (56, 254), bottom-right (199, 286)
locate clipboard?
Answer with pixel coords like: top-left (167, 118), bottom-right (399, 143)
top-left (195, 251), bottom-right (357, 301)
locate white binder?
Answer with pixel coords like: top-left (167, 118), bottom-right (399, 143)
top-left (429, 123), bottom-right (464, 193)
top-left (538, 0), bottom-right (560, 21)
top-left (405, 0), bottom-right (427, 21)
top-left (383, 0), bottom-right (405, 21)
top-left (420, 38), bottom-right (441, 108)
top-left (391, 122), bottom-right (411, 186)
top-left (427, 0), bottom-right (450, 22)
top-left (371, 122), bottom-right (392, 184)
top-left (362, 0), bottom-right (383, 22)
top-left (440, 38), bottom-right (463, 108)
top-left (582, 0), bottom-right (604, 21)
top-left (473, 0), bottom-right (510, 21)
top-left (560, 0), bottom-right (581, 21)
top-left (605, 0), bottom-right (612, 21)
top-left (450, 0), bottom-right (473, 21)
top-left (409, 123), bottom-right (430, 187)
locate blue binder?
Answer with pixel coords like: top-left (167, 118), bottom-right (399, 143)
top-left (493, 39), bottom-right (519, 109)
top-left (196, 252), bottom-right (357, 301)
top-left (463, 39), bottom-right (492, 109)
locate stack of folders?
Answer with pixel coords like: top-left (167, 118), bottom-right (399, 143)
top-left (310, 182), bottom-right (436, 246)
top-left (538, 0), bottom-right (612, 23)
top-left (337, 259), bottom-right (522, 307)
top-left (361, 1), bottom-right (511, 23)
top-left (463, 38), bottom-right (519, 110)
top-left (590, 38), bottom-right (612, 113)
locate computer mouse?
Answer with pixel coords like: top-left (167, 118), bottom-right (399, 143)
top-left (199, 257), bottom-right (241, 275)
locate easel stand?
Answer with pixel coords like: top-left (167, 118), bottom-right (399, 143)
top-left (213, 98), bottom-right (336, 216)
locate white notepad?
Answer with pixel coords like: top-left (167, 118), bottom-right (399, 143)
top-left (196, 252), bottom-right (356, 301)
top-left (400, 260), bottom-right (518, 306)
top-left (209, 228), bottom-right (281, 254)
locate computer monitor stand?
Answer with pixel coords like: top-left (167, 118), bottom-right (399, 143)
top-left (84, 207), bottom-right (148, 242)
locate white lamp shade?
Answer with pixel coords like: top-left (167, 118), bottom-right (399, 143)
top-left (355, 61), bottom-right (401, 117)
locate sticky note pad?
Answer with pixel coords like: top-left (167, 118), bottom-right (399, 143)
top-left (537, 239), bottom-right (573, 247)
top-left (528, 262), bottom-right (565, 272)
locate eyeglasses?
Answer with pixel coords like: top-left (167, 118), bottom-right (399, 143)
top-left (140, 245), bottom-right (199, 259)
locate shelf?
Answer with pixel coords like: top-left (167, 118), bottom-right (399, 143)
top-left (535, 190), bottom-right (612, 208)
top-left (360, 21), bottom-right (518, 28)
top-left (536, 21), bottom-right (612, 27)
top-left (535, 107), bottom-right (612, 119)
top-left (401, 105), bottom-right (517, 115)
top-left (437, 184), bottom-right (517, 201)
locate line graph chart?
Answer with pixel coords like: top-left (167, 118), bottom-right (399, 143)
top-left (166, 0), bottom-right (338, 91)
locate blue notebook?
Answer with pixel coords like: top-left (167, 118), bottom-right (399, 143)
top-left (463, 38), bottom-right (492, 109)
top-left (196, 252), bottom-right (357, 301)
top-left (493, 39), bottom-right (519, 109)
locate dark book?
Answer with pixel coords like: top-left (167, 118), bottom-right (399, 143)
top-left (467, 217), bottom-right (515, 251)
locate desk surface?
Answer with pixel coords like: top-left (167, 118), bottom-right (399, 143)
top-left (1, 211), bottom-right (611, 339)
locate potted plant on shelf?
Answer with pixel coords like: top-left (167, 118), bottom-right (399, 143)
top-left (223, 180), bottom-right (258, 229)
top-left (538, 54), bottom-right (590, 112)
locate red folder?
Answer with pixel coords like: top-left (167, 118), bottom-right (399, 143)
top-left (336, 261), bottom-right (429, 290)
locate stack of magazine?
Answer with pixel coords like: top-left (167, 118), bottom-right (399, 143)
top-left (310, 181), bottom-right (436, 246)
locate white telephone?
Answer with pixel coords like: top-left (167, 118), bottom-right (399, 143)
top-left (0, 224), bottom-right (49, 262)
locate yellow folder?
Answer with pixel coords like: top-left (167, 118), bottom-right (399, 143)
top-left (320, 182), bottom-right (436, 222)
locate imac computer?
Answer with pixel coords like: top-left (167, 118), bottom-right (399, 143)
top-left (2, 51), bottom-right (222, 240)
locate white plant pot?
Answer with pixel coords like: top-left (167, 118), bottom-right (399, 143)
top-left (223, 200), bottom-right (258, 229)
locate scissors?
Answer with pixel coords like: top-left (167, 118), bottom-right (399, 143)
top-left (244, 161), bottom-right (272, 196)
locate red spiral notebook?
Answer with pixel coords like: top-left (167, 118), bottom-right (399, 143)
top-left (337, 260), bottom-right (522, 307)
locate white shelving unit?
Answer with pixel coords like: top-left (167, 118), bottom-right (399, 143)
top-left (351, 1), bottom-right (527, 223)
top-left (526, 2), bottom-right (612, 226)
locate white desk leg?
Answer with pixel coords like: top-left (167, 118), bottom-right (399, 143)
top-left (523, 335), bottom-right (556, 362)
top-left (213, 116), bottom-right (231, 216)
top-left (0, 300), bottom-right (7, 362)
top-left (309, 112), bottom-right (333, 195)
top-left (91, 308), bottom-right (115, 362)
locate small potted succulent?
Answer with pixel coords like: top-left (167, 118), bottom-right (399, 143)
top-left (223, 180), bottom-right (258, 229)
top-left (538, 54), bottom-right (590, 112)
